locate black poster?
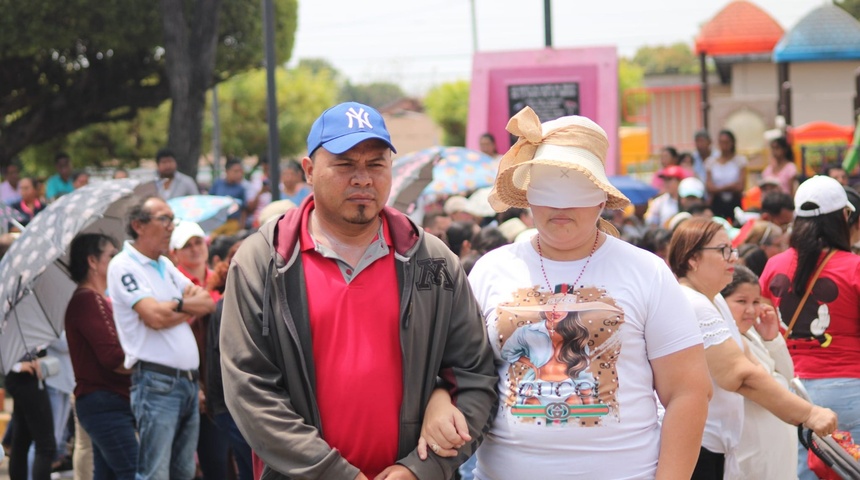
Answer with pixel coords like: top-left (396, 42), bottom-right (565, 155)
top-left (507, 82), bottom-right (580, 143)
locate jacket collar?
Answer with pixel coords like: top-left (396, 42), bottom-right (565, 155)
top-left (272, 194), bottom-right (421, 262)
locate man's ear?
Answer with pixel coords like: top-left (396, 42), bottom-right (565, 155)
top-left (301, 156), bottom-right (314, 185)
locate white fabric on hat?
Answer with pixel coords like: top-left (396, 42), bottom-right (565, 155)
top-left (525, 164), bottom-right (607, 208)
top-left (794, 175), bottom-right (855, 218)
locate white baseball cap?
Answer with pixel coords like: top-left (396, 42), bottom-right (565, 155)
top-left (170, 220), bottom-right (206, 251)
top-left (794, 175), bottom-right (855, 218)
top-left (678, 177), bottom-right (705, 199)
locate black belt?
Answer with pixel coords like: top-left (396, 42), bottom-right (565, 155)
top-left (136, 360), bottom-right (198, 382)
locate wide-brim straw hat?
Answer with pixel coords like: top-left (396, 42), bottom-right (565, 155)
top-left (489, 107), bottom-right (630, 213)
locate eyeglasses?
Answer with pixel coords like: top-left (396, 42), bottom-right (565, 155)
top-left (147, 215), bottom-right (176, 228)
top-left (700, 244), bottom-right (738, 261)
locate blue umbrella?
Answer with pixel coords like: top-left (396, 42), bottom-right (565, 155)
top-left (607, 175), bottom-right (658, 205)
top-left (389, 147), bottom-right (499, 211)
top-left (167, 195), bottom-right (239, 234)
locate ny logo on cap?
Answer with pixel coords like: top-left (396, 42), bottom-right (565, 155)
top-left (345, 107), bottom-right (373, 129)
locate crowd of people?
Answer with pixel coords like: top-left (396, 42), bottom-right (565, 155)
top-left (0, 98), bottom-right (857, 480)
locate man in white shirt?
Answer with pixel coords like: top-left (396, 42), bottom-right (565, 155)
top-left (107, 196), bottom-right (214, 480)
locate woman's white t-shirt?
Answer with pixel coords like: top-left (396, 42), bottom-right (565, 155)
top-left (468, 235), bottom-right (703, 479)
top-left (681, 287), bottom-right (745, 475)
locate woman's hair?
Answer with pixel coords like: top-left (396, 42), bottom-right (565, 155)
top-left (845, 186), bottom-right (860, 228)
top-left (744, 221), bottom-right (780, 246)
top-left (69, 233), bottom-right (118, 284)
top-left (720, 264), bottom-right (759, 298)
top-left (718, 129), bottom-right (737, 155)
top-left (771, 137), bottom-right (794, 161)
top-left (207, 239), bottom-right (244, 293)
top-left (446, 221), bottom-right (476, 257)
top-left (662, 146), bottom-right (679, 164)
top-left (554, 312), bottom-right (591, 379)
top-left (470, 227), bottom-right (509, 255)
top-left (789, 209), bottom-right (850, 293)
top-left (667, 218), bottom-right (726, 278)
top-left (636, 228), bottom-right (671, 254)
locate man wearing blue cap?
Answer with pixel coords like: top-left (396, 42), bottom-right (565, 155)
top-left (221, 102), bottom-right (497, 479)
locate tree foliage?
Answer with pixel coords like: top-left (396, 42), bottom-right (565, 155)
top-left (424, 80), bottom-right (470, 146)
top-left (0, 0), bottom-right (297, 175)
top-left (835, 0), bottom-right (860, 19)
top-left (202, 64), bottom-right (339, 159)
top-left (631, 42), bottom-right (699, 75)
top-left (339, 81), bottom-right (406, 109)
top-left (619, 59), bottom-right (646, 124)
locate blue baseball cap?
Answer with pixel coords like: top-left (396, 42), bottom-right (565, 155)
top-left (306, 102), bottom-right (396, 155)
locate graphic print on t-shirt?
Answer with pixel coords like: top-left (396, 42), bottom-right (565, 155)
top-left (767, 273), bottom-right (838, 346)
top-left (495, 285), bottom-right (625, 427)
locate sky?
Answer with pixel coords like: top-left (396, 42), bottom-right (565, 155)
top-left (288, 0), bottom-right (832, 94)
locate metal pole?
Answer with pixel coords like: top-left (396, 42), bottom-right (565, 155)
top-left (854, 66), bottom-right (860, 118)
top-left (211, 85), bottom-right (221, 180)
top-left (543, 0), bottom-right (552, 48)
top-left (699, 52), bottom-right (709, 132)
top-left (263, 0), bottom-right (281, 201)
top-left (469, 0), bottom-right (478, 52)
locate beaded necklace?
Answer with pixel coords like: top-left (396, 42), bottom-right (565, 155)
top-left (535, 229), bottom-right (600, 336)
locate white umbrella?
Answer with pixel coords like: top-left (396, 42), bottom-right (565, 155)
top-left (0, 179), bottom-right (145, 372)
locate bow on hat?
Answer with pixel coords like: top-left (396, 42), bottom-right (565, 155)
top-left (488, 107), bottom-right (629, 214)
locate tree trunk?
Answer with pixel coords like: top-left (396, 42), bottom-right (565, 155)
top-left (160, 0), bottom-right (222, 180)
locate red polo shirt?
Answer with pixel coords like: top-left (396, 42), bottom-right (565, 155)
top-left (299, 201), bottom-right (403, 477)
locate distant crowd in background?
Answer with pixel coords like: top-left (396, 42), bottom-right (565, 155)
top-left (0, 113), bottom-right (858, 480)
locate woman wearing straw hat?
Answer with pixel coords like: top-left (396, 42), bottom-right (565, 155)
top-left (417, 107), bottom-right (711, 479)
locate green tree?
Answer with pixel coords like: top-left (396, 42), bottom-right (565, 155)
top-left (201, 63), bottom-right (339, 159)
top-left (424, 80), bottom-right (470, 146)
top-left (631, 43), bottom-right (699, 75)
top-left (339, 81), bottom-right (406, 109)
top-left (835, 0), bottom-right (860, 19)
top-left (0, 0), bottom-right (298, 177)
top-left (619, 59), bottom-right (645, 124)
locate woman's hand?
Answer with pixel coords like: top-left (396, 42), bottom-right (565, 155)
top-left (803, 405), bottom-right (838, 437)
top-left (417, 388), bottom-right (471, 460)
top-left (755, 304), bottom-right (779, 341)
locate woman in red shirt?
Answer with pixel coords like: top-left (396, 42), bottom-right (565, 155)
top-left (65, 233), bottom-right (137, 480)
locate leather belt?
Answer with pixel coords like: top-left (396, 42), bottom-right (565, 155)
top-left (136, 360), bottom-right (198, 382)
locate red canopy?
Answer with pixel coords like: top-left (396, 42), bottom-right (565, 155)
top-left (695, 0), bottom-right (784, 56)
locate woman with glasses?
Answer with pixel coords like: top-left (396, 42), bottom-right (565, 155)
top-left (759, 176), bottom-right (860, 480)
top-left (668, 217), bottom-right (836, 479)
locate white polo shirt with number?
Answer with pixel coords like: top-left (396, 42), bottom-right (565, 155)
top-left (107, 240), bottom-right (199, 370)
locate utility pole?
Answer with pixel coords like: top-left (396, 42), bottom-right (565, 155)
top-left (470, 0), bottom-right (478, 52)
top-left (262, 0), bottom-right (281, 201)
top-left (544, 0), bottom-right (552, 48)
top-left (211, 86), bottom-right (221, 180)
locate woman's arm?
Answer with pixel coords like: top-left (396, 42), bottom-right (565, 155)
top-left (731, 166), bottom-right (748, 193)
top-left (652, 344), bottom-right (712, 480)
top-left (705, 339), bottom-right (836, 435)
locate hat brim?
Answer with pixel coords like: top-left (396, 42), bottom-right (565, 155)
top-left (491, 159), bottom-right (630, 212)
top-left (317, 133), bottom-right (397, 155)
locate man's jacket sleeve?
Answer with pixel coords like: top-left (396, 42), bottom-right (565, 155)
top-left (398, 247), bottom-right (499, 478)
top-left (220, 249), bottom-right (358, 480)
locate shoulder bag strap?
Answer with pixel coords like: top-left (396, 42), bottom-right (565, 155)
top-left (783, 249), bottom-right (838, 339)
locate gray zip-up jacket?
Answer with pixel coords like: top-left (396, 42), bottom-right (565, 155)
top-left (221, 200), bottom-right (498, 480)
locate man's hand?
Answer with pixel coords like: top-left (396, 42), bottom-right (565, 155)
top-left (374, 465), bottom-right (417, 480)
top-left (183, 284), bottom-right (205, 298)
